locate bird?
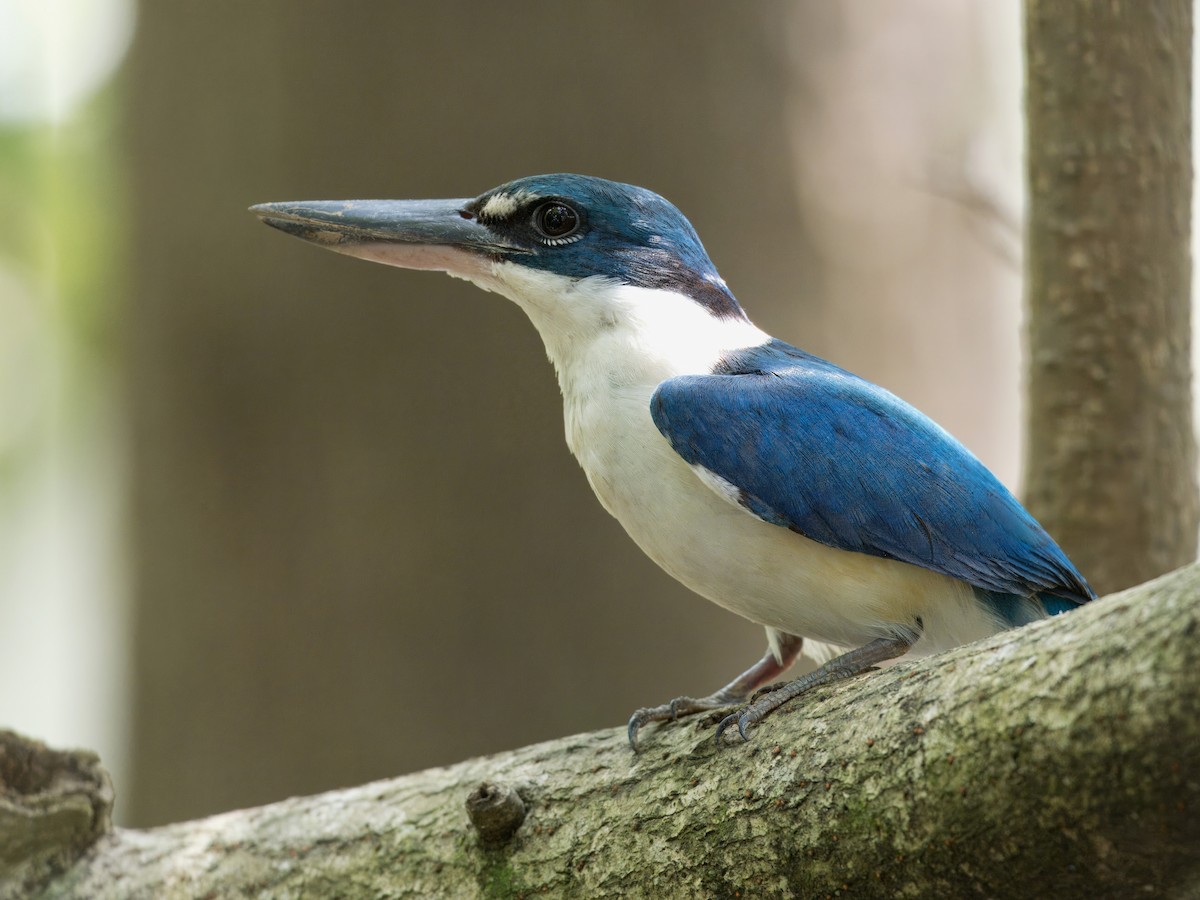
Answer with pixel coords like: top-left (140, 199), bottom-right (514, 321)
top-left (250, 174), bottom-right (1094, 749)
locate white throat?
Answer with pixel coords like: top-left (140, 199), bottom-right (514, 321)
top-left (472, 262), bottom-right (770, 395)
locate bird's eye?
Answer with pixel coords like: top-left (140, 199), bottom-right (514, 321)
top-left (533, 201), bottom-right (580, 242)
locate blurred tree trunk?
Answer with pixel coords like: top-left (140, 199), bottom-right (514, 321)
top-left (1024, 0), bottom-right (1198, 594)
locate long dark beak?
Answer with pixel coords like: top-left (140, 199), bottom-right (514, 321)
top-left (249, 198), bottom-right (521, 276)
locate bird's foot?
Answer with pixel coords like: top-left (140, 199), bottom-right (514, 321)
top-left (714, 633), bottom-right (917, 745)
top-left (747, 670), bottom-right (878, 704)
top-left (626, 632), bottom-right (807, 751)
top-left (627, 693), bottom-right (739, 752)
top-left (749, 681), bottom-right (789, 701)
top-left (714, 679), bottom-right (813, 745)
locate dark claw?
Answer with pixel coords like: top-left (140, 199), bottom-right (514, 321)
top-left (630, 694), bottom-right (749, 750)
top-left (627, 708), bottom-right (660, 752)
top-left (738, 713), bottom-right (753, 741)
top-left (714, 704), bottom-right (762, 745)
top-left (627, 703), bottom-right (680, 752)
top-left (714, 710), bottom-right (744, 745)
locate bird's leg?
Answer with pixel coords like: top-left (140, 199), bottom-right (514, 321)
top-left (627, 633), bottom-right (803, 751)
top-left (715, 629), bottom-right (919, 745)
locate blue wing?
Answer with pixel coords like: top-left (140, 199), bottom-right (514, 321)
top-left (651, 340), bottom-right (1094, 605)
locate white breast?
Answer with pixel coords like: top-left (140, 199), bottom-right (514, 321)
top-left (475, 264), bottom-right (1006, 655)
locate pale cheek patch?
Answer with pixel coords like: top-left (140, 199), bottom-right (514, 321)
top-left (480, 190), bottom-right (537, 220)
top-left (332, 241), bottom-right (492, 280)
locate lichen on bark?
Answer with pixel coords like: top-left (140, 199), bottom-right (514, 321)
top-left (13, 562), bottom-right (1200, 899)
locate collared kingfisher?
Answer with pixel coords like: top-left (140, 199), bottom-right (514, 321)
top-left (251, 174), bottom-right (1094, 749)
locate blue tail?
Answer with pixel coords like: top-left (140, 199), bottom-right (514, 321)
top-left (974, 588), bottom-right (1089, 629)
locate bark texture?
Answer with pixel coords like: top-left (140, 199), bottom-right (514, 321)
top-left (14, 563), bottom-right (1200, 899)
top-left (1024, 0), bottom-right (1198, 594)
top-left (0, 732), bottom-right (112, 898)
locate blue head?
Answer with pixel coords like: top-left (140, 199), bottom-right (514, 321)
top-left (251, 174), bottom-right (744, 319)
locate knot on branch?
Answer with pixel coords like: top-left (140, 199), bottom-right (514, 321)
top-left (465, 780), bottom-right (526, 848)
top-left (0, 729), bottom-right (114, 893)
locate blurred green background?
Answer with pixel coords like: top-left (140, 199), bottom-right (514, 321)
top-left (0, 1), bottom-right (1026, 826)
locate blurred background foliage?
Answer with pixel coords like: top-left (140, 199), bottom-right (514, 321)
top-left (0, 0), bottom-right (133, 816)
top-left (0, 1), bottom-right (1037, 827)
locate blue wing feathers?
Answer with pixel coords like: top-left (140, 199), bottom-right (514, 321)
top-left (651, 340), bottom-right (1094, 605)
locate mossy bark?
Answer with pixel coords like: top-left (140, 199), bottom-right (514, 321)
top-left (0, 732), bottom-right (112, 899)
top-left (13, 563), bottom-right (1200, 899)
top-left (1024, 0), bottom-right (1198, 594)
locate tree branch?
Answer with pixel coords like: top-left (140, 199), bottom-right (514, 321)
top-left (12, 563), bottom-right (1200, 899)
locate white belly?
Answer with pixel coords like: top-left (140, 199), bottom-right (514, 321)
top-left (567, 386), bottom-right (1005, 656)
top-left (488, 268), bottom-right (1006, 657)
